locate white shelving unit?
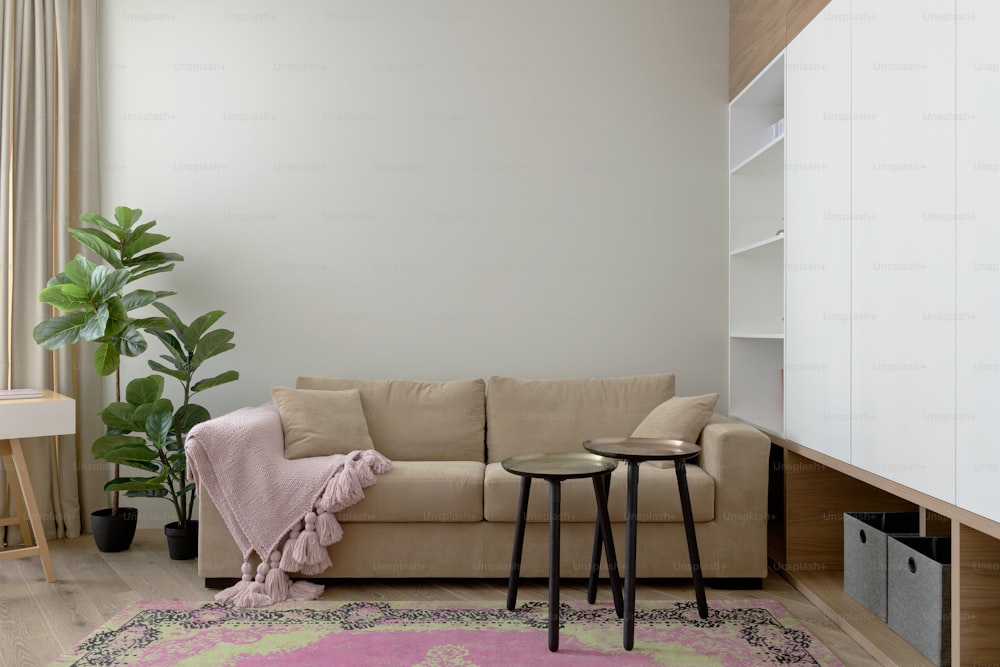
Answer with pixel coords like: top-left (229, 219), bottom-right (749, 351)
top-left (850, 0), bottom-right (956, 503)
top-left (957, 0), bottom-right (1000, 525)
top-left (783, 0), bottom-right (851, 463)
top-left (744, 3), bottom-right (1000, 664)
top-left (728, 52), bottom-right (785, 435)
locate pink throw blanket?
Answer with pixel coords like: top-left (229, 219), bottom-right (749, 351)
top-left (185, 402), bottom-right (392, 607)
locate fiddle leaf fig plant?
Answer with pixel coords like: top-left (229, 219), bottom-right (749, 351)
top-left (92, 306), bottom-right (239, 527)
top-left (34, 206), bottom-right (181, 376)
top-left (35, 204), bottom-right (239, 535)
top-left (34, 206), bottom-right (181, 517)
top-left (92, 375), bottom-right (172, 488)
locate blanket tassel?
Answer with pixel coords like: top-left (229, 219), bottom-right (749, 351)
top-left (263, 551), bottom-right (291, 602)
top-left (361, 449), bottom-right (393, 474)
top-left (351, 458), bottom-right (377, 487)
top-left (233, 565), bottom-right (272, 608)
top-left (293, 511), bottom-right (333, 575)
top-left (279, 527), bottom-right (303, 572)
top-left (288, 579), bottom-right (324, 601)
top-left (323, 461), bottom-right (364, 512)
top-left (216, 561), bottom-right (270, 606)
top-left (314, 502), bottom-right (343, 546)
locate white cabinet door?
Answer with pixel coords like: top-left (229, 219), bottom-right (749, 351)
top-left (957, 0), bottom-right (1000, 523)
top-left (784, 0), bottom-right (852, 461)
top-left (851, 0), bottom-right (956, 502)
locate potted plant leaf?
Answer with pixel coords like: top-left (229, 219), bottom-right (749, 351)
top-left (93, 303), bottom-right (238, 559)
top-left (33, 206), bottom-right (181, 552)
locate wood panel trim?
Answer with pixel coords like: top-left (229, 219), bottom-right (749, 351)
top-left (730, 0), bottom-right (833, 100)
top-left (952, 521), bottom-right (962, 666)
top-left (786, 0), bottom-right (833, 43)
top-left (958, 524), bottom-right (1000, 664)
top-left (780, 569), bottom-right (935, 666)
top-left (730, 0), bottom-right (786, 100)
top-left (764, 428), bottom-right (1000, 542)
top-left (782, 450), bottom-right (917, 568)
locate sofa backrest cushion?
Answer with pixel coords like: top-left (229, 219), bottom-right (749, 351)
top-left (485, 373), bottom-right (676, 463)
top-left (296, 376), bottom-right (486, 462)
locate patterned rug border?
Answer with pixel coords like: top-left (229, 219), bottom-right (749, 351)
top-left (56, 598), bottom-right (845, 666)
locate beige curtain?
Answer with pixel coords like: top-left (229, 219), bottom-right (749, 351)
top-left (0, 0), bottom-right (105, 541)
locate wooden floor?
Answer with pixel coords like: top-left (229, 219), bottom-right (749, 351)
top-left (0, 529), bottom-right (879, 666)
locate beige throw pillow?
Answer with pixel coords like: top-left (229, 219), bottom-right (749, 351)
top-left (631, 394), bottom-right (719, 467)
top-left (271, 386), bottom-right (375, 459)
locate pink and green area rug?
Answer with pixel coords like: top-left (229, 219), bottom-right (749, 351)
top-left (54, 599), bottom-right (845, 666)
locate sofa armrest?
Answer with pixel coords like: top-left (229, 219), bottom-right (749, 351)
top-left (697, 415), bottom-right (771, 520)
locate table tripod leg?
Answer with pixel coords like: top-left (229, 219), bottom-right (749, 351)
top-left (507, 476), bottom-right (531, 611)
top-left (675, 459), bottom-right (707, 618)
top-left (548, 480), bottom-right (561, 652)
top-left (593, 473), bottom-right (623, 617)
top-left (624, 460), bottom-right (639, 650)
top-left (587, 476), bottom-right (603, 604)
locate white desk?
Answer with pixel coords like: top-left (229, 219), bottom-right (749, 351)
top-left (0, 390), bottom-right (75, 582)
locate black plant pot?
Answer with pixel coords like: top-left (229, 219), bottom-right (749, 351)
top-left (91, 507), bottom-right (138, 553)
top-left (164, 520), bottom-right (199, 560)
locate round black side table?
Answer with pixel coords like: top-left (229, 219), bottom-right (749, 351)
top-left (502, 452), bottom-right (624, 652)
top-left (583, 437), bottom-right (708, 651)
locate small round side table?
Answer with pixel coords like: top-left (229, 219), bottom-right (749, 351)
top-left (502, 452), bottom-right (624, 652)
top-left (583, 437), bottom-right (708, 651)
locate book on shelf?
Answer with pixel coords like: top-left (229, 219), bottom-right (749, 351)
top-left (0, 388), bottom-right (44, 400)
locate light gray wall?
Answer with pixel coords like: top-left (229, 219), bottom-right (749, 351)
top-left (99, 0), bottom-right (729, 429)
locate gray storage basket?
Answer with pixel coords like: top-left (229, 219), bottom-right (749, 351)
top-left (843, 511), bottom-right (920, 621)
top-left (887, 536), bottom-right (952, 666)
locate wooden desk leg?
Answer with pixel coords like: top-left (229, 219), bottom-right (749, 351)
top-left (2, 447), bottom-right (35, 548)
top-left (8, 439), bottom-right (57, 582)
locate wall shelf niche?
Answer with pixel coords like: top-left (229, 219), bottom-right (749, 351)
top-left (729, 50), bottom-right (785, 436)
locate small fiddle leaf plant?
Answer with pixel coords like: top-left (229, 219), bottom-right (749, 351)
top-left (91, 305), bottom-right (239, 527)
top-left (92, 375), bottom-right (174, 499)
top-left (33, 206), bottom-right (181, 517)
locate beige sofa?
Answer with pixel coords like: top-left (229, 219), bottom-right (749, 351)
top-left (198, 373), bottom-right (771, 587)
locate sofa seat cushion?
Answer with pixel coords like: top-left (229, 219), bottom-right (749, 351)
top-left (483, 461), bottom-right (714, 523)
top-left (296, 377), bottom-right (486, 462)
top-left (336, 461), bottom-right (485, 522)
top-left (485, 374), bottom-right (675, 463)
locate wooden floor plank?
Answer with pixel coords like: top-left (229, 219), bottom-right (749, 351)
top-left (1, 529), bottom-right (879, 666)
top-left (0, 560), bottom-right (47, 667)
top-left (15, 555), bottom-right (107, 656)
